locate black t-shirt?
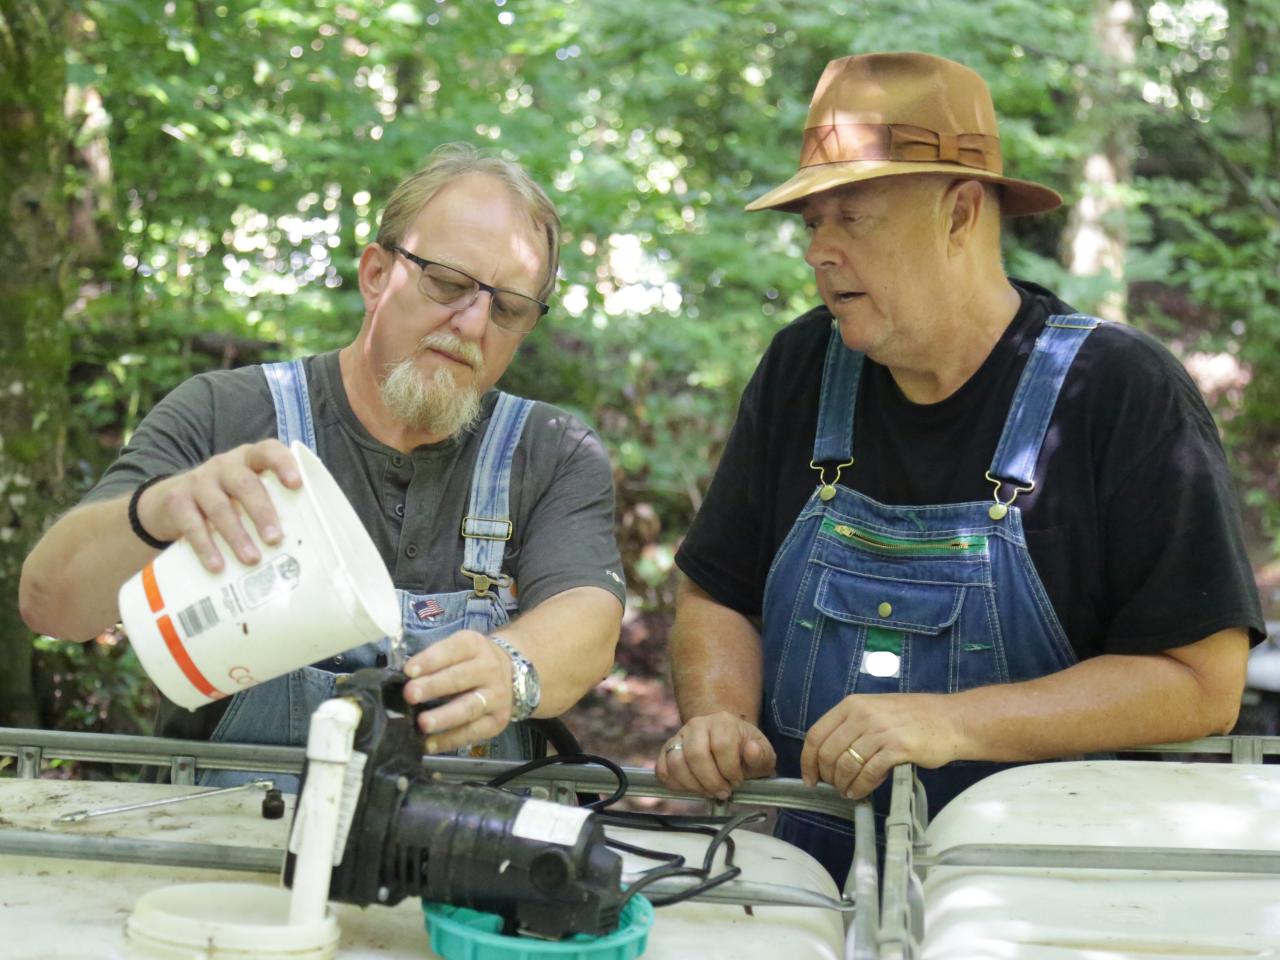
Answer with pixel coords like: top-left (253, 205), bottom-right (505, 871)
top-left (677, 280), bottom-right (1264, 660)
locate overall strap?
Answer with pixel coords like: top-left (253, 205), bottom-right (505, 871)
top-left (812, 325), bottom-right (865, 464)
top-left (988, 314), bottom-right (1101, 488)
top-left (461, 393), bottom-right (534, 609)
top-left (262, 359), bottom-right (318, 452)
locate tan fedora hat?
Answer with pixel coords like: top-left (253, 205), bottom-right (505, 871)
top-left (746, 52), bottom-right (1062, 217)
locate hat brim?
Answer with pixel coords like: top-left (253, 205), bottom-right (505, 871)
top-left (744, 159), bottom-right (1062, 217)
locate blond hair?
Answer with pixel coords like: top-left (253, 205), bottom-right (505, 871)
top-left (374, 143), bottom-right (561, 302)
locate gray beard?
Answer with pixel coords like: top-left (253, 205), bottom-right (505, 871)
top-left (379, 358), bottom-right (482, 438)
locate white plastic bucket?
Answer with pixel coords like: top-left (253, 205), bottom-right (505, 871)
top-left (125, 882), bottom-right (339, 959)
top-left (119, 441), bottom-right (402, 710)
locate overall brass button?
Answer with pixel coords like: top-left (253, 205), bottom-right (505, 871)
top-left (877, 601), bottom-right (893, 618)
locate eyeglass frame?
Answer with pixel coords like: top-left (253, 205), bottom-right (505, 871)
top-left (387, 244), bottom-right (550, 331)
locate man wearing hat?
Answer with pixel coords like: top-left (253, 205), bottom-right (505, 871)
top-left (656, 52), bottom-right (1264, 881)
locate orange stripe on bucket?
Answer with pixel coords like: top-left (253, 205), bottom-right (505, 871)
top-left (142, 563), bottom-right (164, 613)
top-left (157, 615), bottom-right (219, 700)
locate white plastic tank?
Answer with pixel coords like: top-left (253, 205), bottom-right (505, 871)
top-left (921, 761), bottom-right (1280, 959)
top-left (0, 778), bottom-right (845, 959)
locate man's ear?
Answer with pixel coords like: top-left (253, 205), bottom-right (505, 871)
top-left (357, 243), bottom-right (392, 311)
top-left (943, 179), bottom-right (986, 253)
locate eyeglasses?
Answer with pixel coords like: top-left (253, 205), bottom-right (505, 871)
top-left (389, 245), bottom-right (549, 334)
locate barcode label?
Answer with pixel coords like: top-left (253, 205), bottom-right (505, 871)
top-left (177, 597), bottom-right (220, 638)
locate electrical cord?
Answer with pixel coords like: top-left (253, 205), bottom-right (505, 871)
top-left (616, 811), bottom-right (767, 908)
top-left (485, 751), bottom-right (770, 910)
top-left (484, 752), bottom-right (627, 810)
top-left (604, 836), bottom-right (685, 865)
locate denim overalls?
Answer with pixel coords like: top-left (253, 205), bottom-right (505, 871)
top-left (761, 315), bottom-right (1100, 881)
top-left (201, 359), bottom-right (535, 787)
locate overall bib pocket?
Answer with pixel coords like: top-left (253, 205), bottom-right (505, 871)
top-left (768, 519), bottom-right (997, 736)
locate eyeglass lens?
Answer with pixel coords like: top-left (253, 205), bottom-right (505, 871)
top-left (419, 261), bottom-right (539, 330)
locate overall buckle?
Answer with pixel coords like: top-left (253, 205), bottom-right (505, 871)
top-left (460, 566), bottom-right (512, 600)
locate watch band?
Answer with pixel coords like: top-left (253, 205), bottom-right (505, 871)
top-left (488, 633), bottom-right (540, 722)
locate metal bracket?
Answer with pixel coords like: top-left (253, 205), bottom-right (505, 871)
top-left (170, 754), bottom-right (196, 786)
top-left (18, 745), bottom-right (42, 779)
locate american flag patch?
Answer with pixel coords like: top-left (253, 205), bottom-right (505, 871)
top-left (413, 599), bottom-right (444, 622)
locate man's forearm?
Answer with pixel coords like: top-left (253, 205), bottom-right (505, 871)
top-left (949, 628), bottom-right (1249, 762)
top-left (20, 497), bottom-right (160, 641)
top-left (496, 585), bottom-right (623, 718)
top-left (669, 578), bottom-right (764, 724)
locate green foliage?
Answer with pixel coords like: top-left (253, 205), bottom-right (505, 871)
top-left (1120, 0), bottom-right (1280, 546)
top-left (33, 633), bottom-right (157, 734)
top-left (11, 0), bottom-right (1278, 730)
top-left (1, 2), bottom-right (73, 728)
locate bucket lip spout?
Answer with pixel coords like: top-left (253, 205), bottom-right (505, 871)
top-left (287, 441), bottom-right (402, 641)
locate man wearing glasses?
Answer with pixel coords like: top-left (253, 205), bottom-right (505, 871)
top-left (21, 144), bottom-right (625, 778)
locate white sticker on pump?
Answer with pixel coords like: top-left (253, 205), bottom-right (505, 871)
top-left (512, 798), bottom-right (592, 848)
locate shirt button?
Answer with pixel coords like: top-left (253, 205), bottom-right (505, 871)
top-left (392, 455), bottom-right (405, 467)
top-left (332, 654), bottom-right (344, 665)
top-left (877, 602), bottom-right (893, 618)
top-left (405, 543), bottom-right (419, 558)
top-left (394, 503), bottom-right (405, 518)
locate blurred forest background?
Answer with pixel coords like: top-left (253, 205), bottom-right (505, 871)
top-left (2, 0), bottom-right (1278, 767)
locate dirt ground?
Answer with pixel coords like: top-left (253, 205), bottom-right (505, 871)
top-left (563, 608), bottom-right (681, 769)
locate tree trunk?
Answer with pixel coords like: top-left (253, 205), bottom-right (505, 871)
top-left (0, 3), bottom-right (71, 728)
top-left (1065, 0), bottom-right (1136, 322)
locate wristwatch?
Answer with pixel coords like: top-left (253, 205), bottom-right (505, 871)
top-left (488, 634), bottom-right (541, 722)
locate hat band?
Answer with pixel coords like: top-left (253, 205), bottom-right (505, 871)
top-left (799, 122), bottom-right (1002, 175)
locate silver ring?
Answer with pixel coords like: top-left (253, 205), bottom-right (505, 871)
top-left (665, 740), bottom-right (684, 755)
top-left (472, 689), bottom-right (489, 715)
top-left (847, 745), bottom-right (867, 766)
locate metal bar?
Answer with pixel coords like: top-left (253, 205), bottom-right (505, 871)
top-left (0, 729), bottom-right (304, 773)
top-left (419, 754), bottom-right (863, 823)
top-left (3, 726), bottom-right (1272, 806)
top-left (0, 829), bottom-right (281, 874)
top-left (918, 843), bottom-right (1280, 875)
top-left (1126, 737), bottom-right (1280, 757)
top-left (0, 826), bottom-right (851, 911)
top-left (632, 877), bottom-right (854, 911)
top-left (0, 730), bottom-right (864, 822)
top-left (878, 765), bottom-right (921, 960)
top-left (54, 779), bottom-right (274, 823)
top-left (847, 800), bottom-right (879, 960)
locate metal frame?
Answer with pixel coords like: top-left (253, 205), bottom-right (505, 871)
top-left (0, 727), bottom-right (866, 920)
top-left (5, 729), bottom-right (1278, 960)
top-left (874, 735), bottom-right (1280, 960)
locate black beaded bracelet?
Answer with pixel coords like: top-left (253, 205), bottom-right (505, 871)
top-left (127, 474), bottom-right (174, 550)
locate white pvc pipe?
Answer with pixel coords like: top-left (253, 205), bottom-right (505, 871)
top-left (288, 697), bottom-right (362, 926)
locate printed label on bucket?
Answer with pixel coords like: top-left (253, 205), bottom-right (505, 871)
top-left (236, 554), bottom-right (302, 609)
top-left (176, 597), bottom-right (221, 639)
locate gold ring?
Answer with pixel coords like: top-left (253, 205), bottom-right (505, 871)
top-left (472, 689), bottom-right (489, 714)
top-left (665, 740), bottom-right (684, 755)
top-left (847, 745), bottom-right (867, 766)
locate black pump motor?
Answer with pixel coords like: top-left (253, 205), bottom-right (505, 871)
top-left (283, 667), bottom-right (627, 939)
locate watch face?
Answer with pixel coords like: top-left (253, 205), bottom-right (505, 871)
top-left (522, 663), bottom-right (540, 698)
top-left (512, 658), bottom-right (540, 716)
top-left (523, 661), bottom-right (541, 709)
